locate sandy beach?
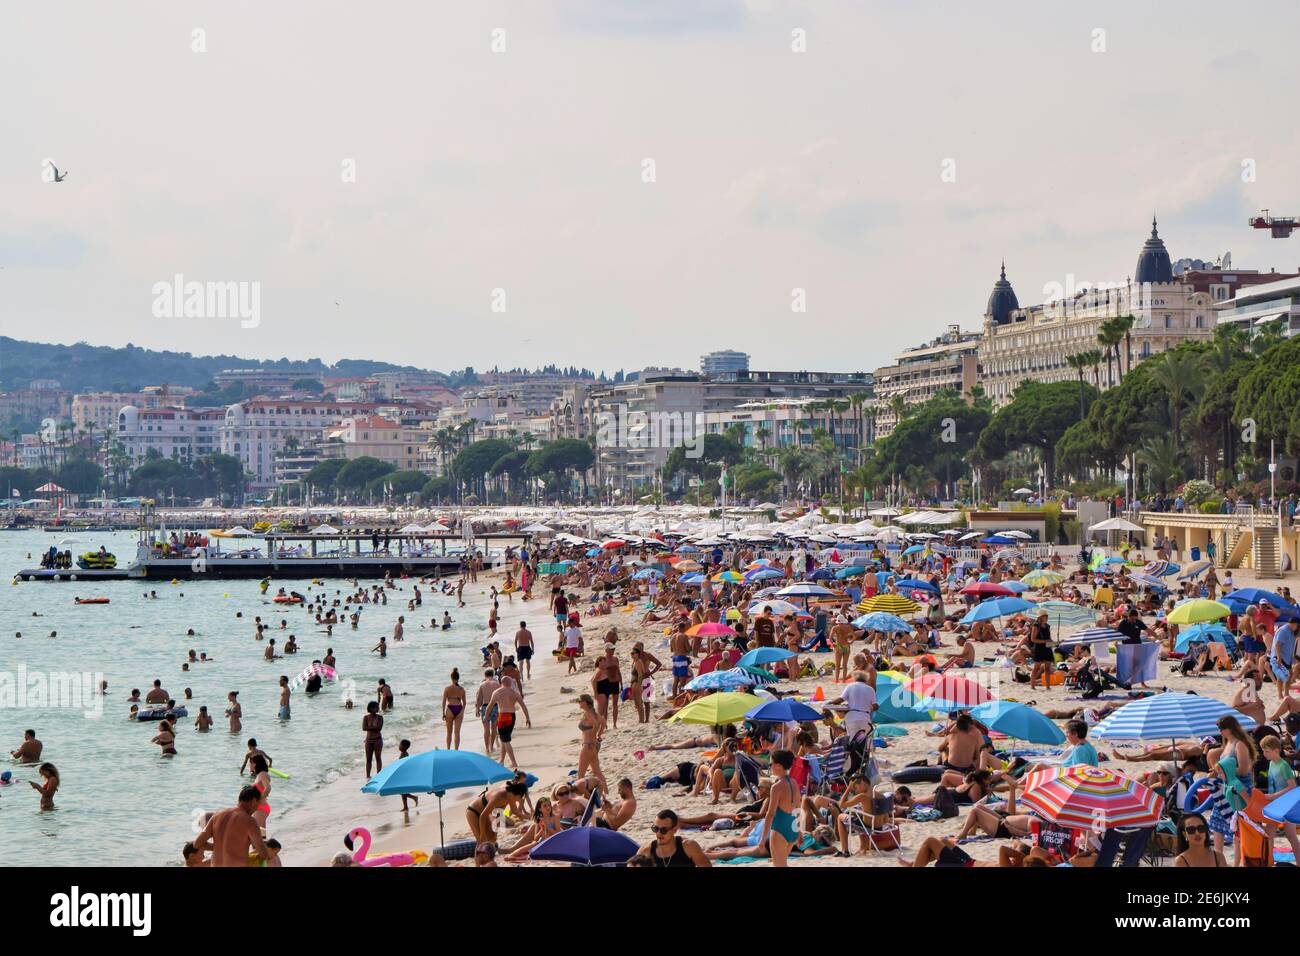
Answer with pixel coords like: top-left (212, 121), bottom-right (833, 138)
top-left (305, 562), bottom-right (1292, 869)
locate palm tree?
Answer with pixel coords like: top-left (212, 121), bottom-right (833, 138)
top-left (1137, 434), bottom-right (1185, 494)
top-left (430, 428), bottom-right (458, 476)
top-left (754, 426), bottom-right (771, 464)
top-left (888, 395), bottom-right (909, 429)
top-left (1098, 318), bottom-right (1124, 389)
top-left (1148, 350), bottom-right (1204, 453)
top-left (1113, 313), bottom-right (1137, 378)
top-left (1066, 352), bottom-right (1089, 419)
top-left (848, 391), bottom-right (870, 465)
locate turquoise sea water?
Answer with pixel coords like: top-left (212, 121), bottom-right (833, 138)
top-left (0, 529), bottom-right (499, 866)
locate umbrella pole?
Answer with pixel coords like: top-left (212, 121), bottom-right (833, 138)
top-left (439, 794), bottom-right (446, 852)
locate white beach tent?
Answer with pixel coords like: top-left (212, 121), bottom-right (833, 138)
top-left (1087, 517), bottom-right (1145, 535)
top-left (309, 524), bottom-right (339, 535)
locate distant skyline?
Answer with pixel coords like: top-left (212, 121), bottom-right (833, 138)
top-left (4, 0), bottom-right (1300, 372)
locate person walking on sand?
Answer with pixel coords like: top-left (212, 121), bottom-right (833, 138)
top-left (514, 621), bottom-right (534, 681)
top-left (362, 700), bottom-right (384, 776)
top-left (764, 750), bottom-right (800, 867)
top-left (442, 668), bottom-right (467, 749)
top-left (486, 677), bottom-right (531, 770)
top-left (476, 669), bottom-right (501, 753)
top-left (563, 616), bottom-right (584, 674)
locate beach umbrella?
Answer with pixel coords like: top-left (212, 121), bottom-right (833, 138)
top-left (955, 560), bottom-right (980, 570)
top-left (668, 692), bottom-right (761, 726)
top-left (1033, 600), bottom-right (1095, 629)
top-left (1057, 626), bottom-right (1126, 650)
top-left (902, 544), bottom-right (926, 555)
top-left (1020, 766), bottom-right (1164, 829)
top-left (834, 565), bottom-right (868, 579)
top-left (981, 535), bottom-right (1017, 545)
top-left (1021, 569), bottom-right (1065, 588)
top-left (1262, 787), bottom-right (1300, 825)
top-left (673, 560), bottom-right (703, 572)
top-left (904, 673), bottom-right (993, 708)
top-left (1220, 588), bottom-right (1298, 614)
top-left (521, 523), bottom-right (555, 534)
top-left (748, 599), bottom-right (803, 617)
top-left (969, 701), bottom-right (1065, 746)
top-left (1091, 691), bottom-right (1256, 741)
top-left (807, 568), bottom-right (835, 581)
top-left (529, 827), bottom-right (639, 866)
top-left (710, 570), bottom-right (744, 583)
top-left (1174, 623), bottom-right (1232, 654)
top-left (585, 548), bottom-right (603, 557)
top-left (600, 540), bottom-right (627, 549)
top-left (736, 647), bottom-right (797, 668)
top-left (632, 568), bottom-right (663, 580)
top-left (852, 612), bottom-right (913, 633)
top-left (734, 665), bottom-right (780, 685)
top-left (1165, 599), bottom-right (1230, 625)
top-left (686, 669), bottom-right (756, 691)
top-left (1176, 559), bottom-right (1213, 580)
top-left (1141, 560), bottom-right (1179, 578)
top-left (1127, 573), bottom-right (1168, 590)
top-left (1102, 556), bottom-right (1128, 565)
top-left (676, 544), bottom-right (702, 553)
top-left (959, 597), bottom-right (1035, 624)
top-left (686, 621), bottom-right (738, 638)
top-left (680, 573), bottom-right (706, 585)
top-left (744, 558), bottom-right (774, 568)
top-left (745, 699), bottom-right (823, 722)
top-left (892, 578), bottom-right (940, 595)
top-left (875, 725), bottom-right (909, 738)
top-left (777, 583), bottom-right (835, 598)
top-left (746, 568), bottom-right (785, 582)
top-left (875, 675), bottom-right (933, 723)
top-left (856, 594), bottom-right (920, 615)
top-left (961, 581), bottom-right (1015, 597)
top-left (992, 549), bottom-right (1023, 563)
top-left (1000, 581), bottom-right (1030, 594)
top-left (361, 749), bottom-right (514, 849)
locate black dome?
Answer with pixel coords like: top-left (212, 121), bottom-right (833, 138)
top-left (985, 262), bottom-right (1019, 324)
top-left (1135, 217), bottom-right (1173, 284)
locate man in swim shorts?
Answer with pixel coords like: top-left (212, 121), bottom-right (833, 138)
top-left (514, 621), bottom-right (534, 681)
top-left (487, 677), bottom-right (531, 770)
top-left (669, 624), bottom-right (692, 697)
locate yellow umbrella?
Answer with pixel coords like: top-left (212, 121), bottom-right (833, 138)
top-left (1022, 569), bottom-right (1065, 587)
top-left (856, 594), bottom-right (920, 615)
top-left (668, 692), bottom-right (759, 726)
top-left (1166, 599), bottom-right (1230, 625)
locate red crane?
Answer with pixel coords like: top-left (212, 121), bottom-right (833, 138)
top-left (1248, 209), bottom-right (1297, 238)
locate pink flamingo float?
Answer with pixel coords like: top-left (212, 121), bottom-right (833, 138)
top-left (343, 827), bottom-right (428, 867)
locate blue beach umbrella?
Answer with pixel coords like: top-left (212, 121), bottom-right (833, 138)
top-left (875, 675), bottom-right (933, 723)
top-left (835, 565), bottom-right (868, 578)
top-left (529, 826), bottom-right (639, 866)
top-left (632, 568), bottom-right (663, 580)
top-left (745, 699), bottom-right (823, 722)
top-left (680, 573), bottom-right (706, 585)
top-left (852, 612), bottom-right (913, 633)
top-left (1263, 787), bottom-right (1300, 825)
top-left (737, 647), bottom-right (797, 668)
top-left (1092, 692), bottom-right (1256, 741)
top-left (1173, 623), bottom-right (1233, 654)
top-left (959, 596), bottom-right (1035, 624)
top-left (999, 580), bottom-right (1030, 594)
top-left (777, 583), bottom-right (835, 598)
top-left (1220, 588), bottom-right (1299, 617)
top-left (981, 535), bottom-right (1016, 545)
top-left (970, 700), bottom-right (1066, 746)
top-left (362, 749), bottom-right (514, 850)
top-left (892, 578), bottom-right (940, 595)
top-left (807, 568), bottom-right (835, 581)
top-left (686, 669), bottom-right (756, 691)
top-left (746, 568), bottom-right (785, 582)
top-left (902, 544), bottom-right (926, 555)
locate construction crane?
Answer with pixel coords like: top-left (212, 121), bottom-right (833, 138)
top-left (1248, 209), bottom-right (1297, 238)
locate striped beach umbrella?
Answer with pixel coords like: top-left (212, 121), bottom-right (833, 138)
top-left (856, 594), bottom-right (920, 615)
top-left (1165, 599), bottom-right (1230, 625)
top-left (851, 611), bottom-right (913, 633)
top-left (1056, 626), bottom-right (1126, 650)
top-left (1128, 573), bottom-right (1168, 590)
top-left (748, 599), bottom-right (804, 617)
top-left (1176, 559), bottom-right (1213, 580)
top-left (777, 583), bottom-right (835, 598)
top-left (1020, 766), bottom-right (1164, 829)
top-left (1142, 560), bottom-right (1179, 578)
top-left (992, 548), bottom-right (1023, 563)
top-left (1021, 569), bottom-right (1065, 588)
top-left (734, 665), bottom-right (780, 685)
top-left (1091, 691), bottom-right (1256, 741)
top-left (673, 560), bottom-right (703, 572)
top-left (711, 570), bottom-right (744, 584)
top-left (1035, 600), bottom-right (1096, 630)
top-left (745, 568), bottom-right (785, 582)
top-left (892, 578), bottom-right (940, 594)
top-left (686, 669), bottom-right (756, 691)
top-left (904, 672), bottom-right (994, 708)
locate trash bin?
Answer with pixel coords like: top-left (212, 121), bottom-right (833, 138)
top-left (1190, 546), bottom-right (1201, 561)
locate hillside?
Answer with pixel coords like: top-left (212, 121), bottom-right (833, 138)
top-left (0, 337), bottom-right (443, 392)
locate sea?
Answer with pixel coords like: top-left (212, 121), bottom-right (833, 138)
top-left (0, 528), bottom-right (508, 866)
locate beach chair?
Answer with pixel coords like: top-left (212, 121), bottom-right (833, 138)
top-left (733, 752), bottom-right (764, 802)
top-left (1235, 791), bottom-right (1275, 867)
top-left (1094, 826), bottom-right (1154, 867)
top-left (841, 790), bottom-right (900, 854)
top-left (815, 736), bottom-right (851, 796)
top-left (576, 789), bottom-right (601, 827)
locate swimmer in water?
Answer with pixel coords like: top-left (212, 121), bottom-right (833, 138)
top-left (226, 691), bottom-right (242, 733)
top-left (195, 706), bottom-right (213, 731)
top-left (152, 720), bottom-right (177, 757)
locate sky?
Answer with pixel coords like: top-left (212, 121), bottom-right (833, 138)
top-left (3, 0), bottom-right (1300, 376)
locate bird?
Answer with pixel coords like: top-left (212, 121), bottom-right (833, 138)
top-left (49, 163), bottom-right (69, 183)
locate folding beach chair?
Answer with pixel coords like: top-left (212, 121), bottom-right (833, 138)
top-left (733, 752), bottom-right (764, 803)
top-left (576, 789), bottom-right (600, 827)
top-left (1094, 826), bottom-right (1154, 867)
top-left (815, 735), bottom-right (851, 796)
top-left (841, 791), bottom-right (901, 854)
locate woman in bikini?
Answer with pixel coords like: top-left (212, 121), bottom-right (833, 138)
top-left (250, 754), bottom-right (273, 830)
top-left (465, 772), bottom-right (532, 844)
top-left (592, 644), bottom-right (622, 729)
top-left (629, 644), bottom-right (662, 724)
top-left (30, 763), bottom-right (59, 811)
top-left (502, 797), bottom-right (559, 862)
top-left (151, 720), bottom-right (177, 758)
top-left (575, 694), bottom-right (607, 793)
top-left (442, 669), bottom-right (467, 749)
top-left (362, 701), bottom-right (384, 777)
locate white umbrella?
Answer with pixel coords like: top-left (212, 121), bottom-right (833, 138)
top-left (398, 523), bottom-right (426, 534)
top-left (309, 523), bottom-right (339, 535)
top-left (1013, 488), bottom-right (1034, 496)
top-left (1087, 517), bottom-right (1144, 534)
top-left (997, 530), bottom-right (1033, 539)
top-left (521, 523), bottom-right (555, 534)
top-left (869, 507), bottom-right (902, 517)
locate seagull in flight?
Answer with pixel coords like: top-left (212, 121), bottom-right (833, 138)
top-left (49, 163), bottom-right (69, 182)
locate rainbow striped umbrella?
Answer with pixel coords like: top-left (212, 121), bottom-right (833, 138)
top-left (856, 594), bottom-right (920, 615)
top-left (1020, 766), bottom-right (1164, 829)
top-left (712, 570), bottom-right (744, 584)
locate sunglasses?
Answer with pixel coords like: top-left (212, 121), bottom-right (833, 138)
top-left (652, 825), bottom-right (674, 834)
top-left (1183, 825), bottom-right (1207, 835)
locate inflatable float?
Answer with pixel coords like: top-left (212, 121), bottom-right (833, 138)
top-left (343, 827), bottom-right (427, 867)
top-left (136, 705), bottom-right (188, 721)
top-left (273, 596), bottom-right (304, 604)
top-left (889, 765), bottom-right (945, 785)
top-left (75, 597), bottom-right (110, 604)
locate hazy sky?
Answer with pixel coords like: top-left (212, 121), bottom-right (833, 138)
top-left (4, 0), bottom-right (1299, 376)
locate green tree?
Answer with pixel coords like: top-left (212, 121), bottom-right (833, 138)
top-left (977, 379), bottom-right (1097, 489)
top-left (336, 456), bottom-right (395, 495)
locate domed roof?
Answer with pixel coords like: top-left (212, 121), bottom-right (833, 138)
top-left (1135, 217), bottom-right (1173, 284)
top-left (985, 262), bottom-right (1019, 325)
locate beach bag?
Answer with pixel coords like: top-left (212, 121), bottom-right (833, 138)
top-left (908, 807), bottom-right (943, 823)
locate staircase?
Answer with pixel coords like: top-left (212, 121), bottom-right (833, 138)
top-left (1252, 523), bottom-right (1282, 578)
top-left (1224, 527), bottom-right (1252, 569)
